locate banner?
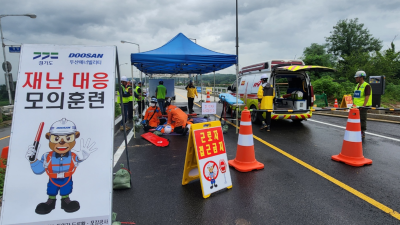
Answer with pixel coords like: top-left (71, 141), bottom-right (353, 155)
top-left (0, 44), bottom-right (116, 225)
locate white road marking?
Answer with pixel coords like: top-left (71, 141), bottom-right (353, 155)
top-left (114, 115), bottom-right (122, 125)
top-left (308, 119), bottom-right (400, 142)
top-left (113, 128), bottom-right (135, 167)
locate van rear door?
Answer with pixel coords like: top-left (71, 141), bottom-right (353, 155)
top-left (272, 65), bottom-right (335, 108)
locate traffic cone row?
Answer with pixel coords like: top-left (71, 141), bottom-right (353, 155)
top-left (229, 107), bottom-right (264, 172)
top-left (206, 91), bottom-right (211, 103)
top-left (332, 108), bottom-right (372, 166)
top-left (334, 98), bottom-right (338, 108)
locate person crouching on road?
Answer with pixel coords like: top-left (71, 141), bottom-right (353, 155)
top-left (257, 74), bottom-right (275, 131)
top-left (141, 97), bottom-right (162, 132)
top-left (162, 98), bottom-right (189, 135)
top-left (185, 80), bottom-right (198, 114)
top-left (354, 71), bottom-right (372, 139)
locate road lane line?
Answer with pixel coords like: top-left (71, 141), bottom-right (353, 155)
top-left (308, 119), bottom-right (400, 142)
top-left (0, 136), bottom-right (10, 141)
top-left (216, 115), bottom-right (400, 220)
top-left (113, 129), bottom-right (135, 167)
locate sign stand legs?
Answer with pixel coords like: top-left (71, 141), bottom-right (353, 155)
top-left (115, 50), bottom-right (132, 184)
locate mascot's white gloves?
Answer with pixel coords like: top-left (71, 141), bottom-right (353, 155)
top-left (262, 83), bottom-right (268, 88)
top-left (74, 138), bottom-right (98, 161)
top-left (26, 144), bottom-right (39, 162)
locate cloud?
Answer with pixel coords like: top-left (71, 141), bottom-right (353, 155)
top-left (1, 0), bottom-right (400, 83)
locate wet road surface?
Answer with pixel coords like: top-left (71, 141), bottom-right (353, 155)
top-left (111, 97), bottom-right (400, 225)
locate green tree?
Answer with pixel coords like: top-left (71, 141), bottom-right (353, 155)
top-left (336, 42), bottom-right (400, 84)
top-left (301, 43), bottom-right (336, 79)
top-left (325, 18), bottom-right (383, 57)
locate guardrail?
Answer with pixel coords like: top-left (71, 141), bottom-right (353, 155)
top-left (249, 106), bottom-right (400, 113)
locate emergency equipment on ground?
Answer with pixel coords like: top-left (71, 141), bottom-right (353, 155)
top-left (141, 132), bottom-right (170, 147)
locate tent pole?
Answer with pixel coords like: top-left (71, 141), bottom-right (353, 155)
top-left (131, 64), bottom-right (136, 138)
top-left (201, 73), bottom-right (203, 102)
top-left (235, 0), bottom-right (239, 134)
top-left (213, 71), bottom-right (216, 102)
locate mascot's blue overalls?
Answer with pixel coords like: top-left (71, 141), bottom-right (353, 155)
top-left (26, 118), bottom-right (97, 215)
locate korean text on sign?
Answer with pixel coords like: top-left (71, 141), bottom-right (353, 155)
top-left (194, 127), bottom-right (226, 160)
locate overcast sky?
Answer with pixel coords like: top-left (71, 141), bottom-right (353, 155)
top-left (1, 0), bottom-right (400, 83)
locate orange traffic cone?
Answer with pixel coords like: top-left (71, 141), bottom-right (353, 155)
top-left (229, 107), bottom-right (264, 172)
top-left (334, 99), bottom-right (338, 108)
top-left (331, 108), bottom-right (372, 166)
top-left (0, 146), bottom-right (9, 169)
top-left (206, 91), bottom-right (211, 103)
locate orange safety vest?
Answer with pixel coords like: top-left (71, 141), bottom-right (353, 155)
top-left (45, 151), bottom-right (77, 187)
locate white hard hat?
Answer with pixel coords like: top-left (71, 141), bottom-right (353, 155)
top-left (354, 71), bottom-right (366, 78)
top-left (260, 74), bottom-right (268, 80)
top-left (49, 118), bottom-right (77, 135)
top-left (121, 76), bottom-right (128, 82)
top-left (164, 125), bottom-right (172, 134)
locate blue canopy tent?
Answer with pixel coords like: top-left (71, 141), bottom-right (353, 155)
top-left (130, 33), bottom-right (237, 75)
top-left (130, 33), bottom-right (237, 102)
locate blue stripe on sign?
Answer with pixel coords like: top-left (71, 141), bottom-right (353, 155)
top-left (33, 54), bottom-right (41, 59)
top-left (42, 55), bottom-right (49, 60)
top-left (51, 56), bottom-right (58, 59)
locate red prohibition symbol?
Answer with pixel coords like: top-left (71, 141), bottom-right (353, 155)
top-left (203, 161), bottom-right (219, 181)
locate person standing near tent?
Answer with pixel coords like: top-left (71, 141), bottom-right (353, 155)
top-left (135, 81), bottom-right (145, 119)
top-left (155, 80), bottom-right (167, 114)
top-left (117, 76), bottom-right (131, 131)
top-left (257, 74), bottom-right (275, 131)
top-left (185, 80), bottom-right (198, 114)
top-left (354, 71), bottom-right (372, 139)
top-left (127, 80), bottom-right (134, 122)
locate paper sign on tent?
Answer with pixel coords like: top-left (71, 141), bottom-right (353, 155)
top-left (202, 103), bottom-right (217, 114)
top-left (182, 120), bottom-right (232, 198)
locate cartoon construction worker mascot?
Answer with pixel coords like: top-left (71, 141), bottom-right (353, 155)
top-left (207, 163), bottom-right (218, 189)
top-left (26, 118), bottom-right (97, 215)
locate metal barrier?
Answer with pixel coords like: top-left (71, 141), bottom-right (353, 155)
top-left (249, 106), bottom-right (400, 113)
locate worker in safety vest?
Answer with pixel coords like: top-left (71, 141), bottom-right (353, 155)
top-left (257, 74), bottom-right (275, 131)
top-left (141, 97), bottom-right (162, 132)
top-left (117, 76), bottom-right (131, 131)
top-left (354, 71), bottom-right (372, 139)
top-left (155, 80), bottom-right (167, 115)
top-left (161, 98), bottom-right (189, 135)
top-left (185, 80), bottom-right (198, 114)
top-left (127, 80), bottom-right (134, 121)
top-left (25, 118), bottom-right (97, 215)
top-left (135, 81), bottom-right (145, 119)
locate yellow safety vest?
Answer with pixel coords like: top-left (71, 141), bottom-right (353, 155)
top-left (354, 82), bottom-right (372, 107)
top-left (117, 85), bottom-right (130, 104)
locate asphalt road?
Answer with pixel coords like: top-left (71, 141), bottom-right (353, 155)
top-left (1, 88), bottom-right (399, 224)
top-left (111, 95), bottom-right (400, 225)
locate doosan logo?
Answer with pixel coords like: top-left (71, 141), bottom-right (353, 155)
top-left (68, 53), bottom-right (104, 58)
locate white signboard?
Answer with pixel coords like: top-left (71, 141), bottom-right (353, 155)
top-left (1, 44), bottom-right (116, 225)
top-left (201, 103), bottom-right (217, 115)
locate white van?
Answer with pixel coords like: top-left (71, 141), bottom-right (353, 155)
top-left (227, 59), bottom-right (333, 123)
